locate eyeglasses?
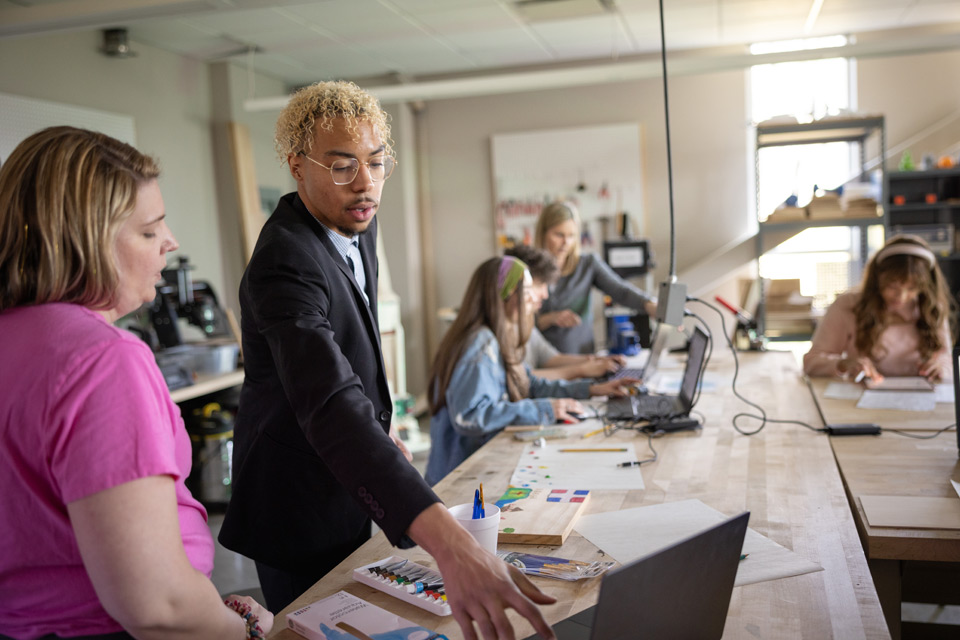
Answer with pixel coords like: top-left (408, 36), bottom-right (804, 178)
top-left (301, 153), bottom-right (396, 185)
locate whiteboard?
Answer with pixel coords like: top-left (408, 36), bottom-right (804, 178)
top-left (0, 92), bottom-right (135, 165)
top-left (491, 123), bottom-right (644, 249)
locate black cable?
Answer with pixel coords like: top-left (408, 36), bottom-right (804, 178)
top-left (688, 297), bottom-right (825, 435)
top-left (884, 423), bottom-right (956, 439)
top-left (657, 0), bottom-right (677, 279)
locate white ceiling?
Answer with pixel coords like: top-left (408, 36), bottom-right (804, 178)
top-left (3, 0), bottom-right (960, 89)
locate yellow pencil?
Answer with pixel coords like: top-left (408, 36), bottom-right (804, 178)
top-left (559, 448), bottom-right (628, 452)
top-left (580, 427), bottom-right (605, 439)
top-left (479, 483), bottom-right (485, 517)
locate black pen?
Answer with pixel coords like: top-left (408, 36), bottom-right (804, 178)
top-left (618, 461), bottom-right (642, 467)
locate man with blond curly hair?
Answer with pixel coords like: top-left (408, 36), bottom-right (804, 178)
top-left (219, 81), bottom-right (557, 639)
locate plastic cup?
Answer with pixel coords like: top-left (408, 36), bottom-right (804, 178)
top-left (448, 502), bottom-right (501, 554)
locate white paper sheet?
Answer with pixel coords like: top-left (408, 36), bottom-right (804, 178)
top-left (574, 499), bottom-right (823, 587)
top-left (509, 444), bottom-right (645, 490)
top-left (856, 390), bottom-right (937, 411)
top-left (951, 479), bottom-right (960, 500)
top-left (823, 382), bottom-right (863, 400)
top-left (936, 384), bottom-right (955, 404)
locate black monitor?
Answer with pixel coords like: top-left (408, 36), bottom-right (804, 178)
top-left (603, 239), bottom-right (652, 278)
top-left (953, 345), bottom-right (960, 456)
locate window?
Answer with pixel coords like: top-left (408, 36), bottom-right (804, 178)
top-left (751, 54), bottom-right (881, 318)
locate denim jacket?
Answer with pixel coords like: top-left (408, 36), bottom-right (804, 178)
top-left (424, 327), bottom-right (592, 485)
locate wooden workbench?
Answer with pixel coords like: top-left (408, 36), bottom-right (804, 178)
top-left (809, 379), bottom-right (960, 638)
top-left (269, 351), bottom-right (887, 639)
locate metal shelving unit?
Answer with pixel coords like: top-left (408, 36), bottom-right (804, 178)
top-left (754, 116), bottom-right (886, 338)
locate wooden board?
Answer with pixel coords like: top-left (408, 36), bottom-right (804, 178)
top-left (860, 495), bottom-right (960, 530)
top-left (495, 487), bottom-right (590, 545)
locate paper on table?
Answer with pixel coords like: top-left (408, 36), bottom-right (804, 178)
top-left (952, 480), bottom-right (960, 500)
top-left (860, 495), bottom-right (960, 530)
top-left (936, 384), bottom-right (955, 404)
top-left (823, 382), bottom-right (863, 400)
top-left (574, 499), bottom-right (822, 587)
top-left (510, 445), bottom-right (644, 490)
top-left (856, 390), bottom-right (937, 412)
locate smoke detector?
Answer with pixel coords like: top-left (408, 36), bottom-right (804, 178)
top-left (100, 28), bottom-right (137, 58)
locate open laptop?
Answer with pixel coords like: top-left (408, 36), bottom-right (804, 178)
top-left (522, 511), bottom-right (750, 640)
top-left (953, 345), bottom-right (960, 457)
top-left (609, 324), bottom-right (668, 382)
top-left (606, 326), bottom-right (708, 421)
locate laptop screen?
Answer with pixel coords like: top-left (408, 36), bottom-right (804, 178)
top-left (678, 327), bottom-right (708, 408)
top-left (953, 345), bottom-right (960, 456)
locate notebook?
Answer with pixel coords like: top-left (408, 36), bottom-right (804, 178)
top-left (523, 511), bottom-right (749, 640)
top-left (606, 326), bottom-right (708, 421)
top-left (609, 325), bottom-right (668, 382)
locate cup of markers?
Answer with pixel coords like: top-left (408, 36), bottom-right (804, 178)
top-left (448, 485), bottom-right (501, 554)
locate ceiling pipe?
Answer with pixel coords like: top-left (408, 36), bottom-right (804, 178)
top-left (244, 30), bottom-right (960, 112)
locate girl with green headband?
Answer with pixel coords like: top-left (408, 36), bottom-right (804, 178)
top-left (424, 256), bottom-right (639, 485)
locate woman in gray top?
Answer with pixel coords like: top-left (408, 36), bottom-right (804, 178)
top-left (535, 201), bottom-right (657, 354)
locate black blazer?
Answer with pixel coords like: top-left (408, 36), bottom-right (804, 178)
top-left (219, 193), bottom-right (438, 575)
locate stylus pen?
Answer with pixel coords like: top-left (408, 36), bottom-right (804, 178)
top-left (854, 371), bottom-right (866, 383)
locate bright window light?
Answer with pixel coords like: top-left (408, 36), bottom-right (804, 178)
top-left (750, 35), bottom-right (848, 56)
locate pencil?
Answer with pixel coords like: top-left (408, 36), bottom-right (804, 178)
top-left (580, 427), bottom-right (605, 439)
top-left (479, 483), bottom-right (485, 517)
top-left (559, 447), bottom-right (628, 452)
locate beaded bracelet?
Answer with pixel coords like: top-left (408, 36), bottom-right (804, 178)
top-left (224, 598), bottom-right (265, 639)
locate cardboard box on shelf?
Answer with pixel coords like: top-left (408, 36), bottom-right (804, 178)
top-left (807, 193), bottom-right (843, 219)
top-left (763, 205), bottom-right (808, 223)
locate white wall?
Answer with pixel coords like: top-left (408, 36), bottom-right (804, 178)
top-left (0, 31), bottom-right (226, 303)
top-left (0, 31), bottom-right (290, 320)
top-left (418, 68), bottom-right (750, 335)
top-left (858, 49), bottom-right (960, 169)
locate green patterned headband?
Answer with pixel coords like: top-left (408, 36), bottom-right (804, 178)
top-left (498, 256), bottom-right (528, 301)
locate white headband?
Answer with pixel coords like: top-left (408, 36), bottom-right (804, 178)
top-left (875, 243), bottom-right (936, 269)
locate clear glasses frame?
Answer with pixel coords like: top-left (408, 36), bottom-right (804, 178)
top-left (301, 153), bottom-right (397, 185)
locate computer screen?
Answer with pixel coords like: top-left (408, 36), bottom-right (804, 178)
top-left (679, 327), bottom-right (708, 406)
top-left (953, 345), bottom-right (960, 456)
top-left (603, 239), bottom-right (651, 278)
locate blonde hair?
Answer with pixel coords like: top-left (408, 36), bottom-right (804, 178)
top-left (0, 126), bottom-right (160, 311)
top-left (274, 80), bottom-right (393, 160)
top-left (535, 201), bottom-right (581, 276)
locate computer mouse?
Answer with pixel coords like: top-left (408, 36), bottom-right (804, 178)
top-left (558, 412), bottom-right (584, 424)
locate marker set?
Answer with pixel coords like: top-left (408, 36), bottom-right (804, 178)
top-left (352, 556), bottom-right (452, 616)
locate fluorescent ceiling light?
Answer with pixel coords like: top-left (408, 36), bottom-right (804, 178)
top-left (750, 35), bottom-right (848, 55)
top-left (804, 0), bottom-right (826, 34)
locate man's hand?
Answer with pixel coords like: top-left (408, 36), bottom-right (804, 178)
top-left (549, 398), bottom-right (585, 422)
top-left (574, 355), bottom-right (625, 379)
top-left (589, 377), bottom-right (641, 398)
top-left (408, 504), bottom-right (557, 640)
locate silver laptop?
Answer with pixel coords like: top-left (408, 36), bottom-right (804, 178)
top-left (606, 326), bottom-right (708, 421)
top-left (610, 324), bottom-right (669, 382)
top-left (523, 511), bottom-right (749, 640)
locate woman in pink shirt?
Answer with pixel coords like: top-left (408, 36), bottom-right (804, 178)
top-left (0, 127), bottom-right (272, 639)
top-left (803, 235), bottom-right (954, 382)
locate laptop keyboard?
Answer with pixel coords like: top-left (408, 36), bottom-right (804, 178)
top-left (609, 367), bottom-right (644, 380)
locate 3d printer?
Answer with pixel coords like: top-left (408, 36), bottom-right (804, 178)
top-left (150, 256), bottom-right (230, 349)
top-left (147, 257), bottom-right (238, 390)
